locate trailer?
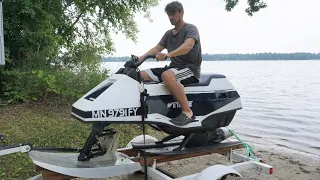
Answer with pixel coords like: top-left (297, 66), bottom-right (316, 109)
top-left (1, 133), bottom-right (273, 180)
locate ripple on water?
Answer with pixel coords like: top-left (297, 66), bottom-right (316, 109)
top-left (238, 111), bottom-right (318, 126)
top-left (230, 121), bottom-right (320, 155)
top-left (234, 120), bottom-right (299, 133)
top-left (232, 118), bottom-right (320, 137)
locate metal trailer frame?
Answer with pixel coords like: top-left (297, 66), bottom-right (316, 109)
top-left (1, 134), bottom-right (274, 180)
top-left (117, 135), bottom-right (274, 180)
top-left (140, 150), bottom-right (273, 180)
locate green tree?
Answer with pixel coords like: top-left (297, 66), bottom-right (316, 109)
top-left (225, 0), bottom-right (267, 16)
top-left (1, 0), bottom-right (266, 69)
top-left (0, 0), bottom-right (159, 103)
top-left (2, 0), bottom-right (158, 69)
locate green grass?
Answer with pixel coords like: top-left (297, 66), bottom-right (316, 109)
top-left (0, 101), bottom-right (164, 180)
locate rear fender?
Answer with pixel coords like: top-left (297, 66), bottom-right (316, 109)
top-left (194, 164), bottom-right (241, 180)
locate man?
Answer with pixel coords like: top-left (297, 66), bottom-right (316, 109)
top-left (137, 1), bottom-right (202, 126)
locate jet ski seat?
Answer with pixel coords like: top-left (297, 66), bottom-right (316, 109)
top-left (185, 73), bottom-right (225, 87)
top-left (143, 73), bottom-right (225, 86)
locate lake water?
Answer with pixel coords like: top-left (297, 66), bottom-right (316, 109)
top-left (101, 60), bottom-right (320, 160)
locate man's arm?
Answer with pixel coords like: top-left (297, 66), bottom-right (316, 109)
top-left (167, 38), bottom-right (195, 57)
top-left (138, 45), bottom-right (164, 62)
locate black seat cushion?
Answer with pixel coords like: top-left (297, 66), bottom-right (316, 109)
top-left (185, 73), bottom-right (225, 87)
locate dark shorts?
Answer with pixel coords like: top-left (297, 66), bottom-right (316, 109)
top-left (144, 66), bottom-right (199, 86)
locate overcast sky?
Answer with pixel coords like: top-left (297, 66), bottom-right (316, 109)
top-left (107, 0), bottom-right (320, 57)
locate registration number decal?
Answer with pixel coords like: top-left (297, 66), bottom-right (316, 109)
top-left (92, 107), bottom-right (139, 118)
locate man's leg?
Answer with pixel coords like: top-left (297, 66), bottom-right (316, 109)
top-left (161, 69), bottom-right (195, 119)
top-left (161, 70), bottom-right (193, 118)
top-left (140, 71), bottom-right (153, 81)
top-left (140, 68), bottom-right (163, 82)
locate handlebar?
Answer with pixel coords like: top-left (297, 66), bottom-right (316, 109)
top-left (134, 54), bottom-right (156, 67)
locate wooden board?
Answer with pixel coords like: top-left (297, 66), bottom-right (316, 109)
top-left (121, 140), bottom-right (244, 166)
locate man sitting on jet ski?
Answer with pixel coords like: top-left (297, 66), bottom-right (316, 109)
top-left (135, 1), bottom-right (202, 126)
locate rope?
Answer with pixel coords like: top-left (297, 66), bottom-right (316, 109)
top-left (226, 127), bottom-right (259, 161)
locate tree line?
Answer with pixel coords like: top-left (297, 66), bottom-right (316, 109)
top-left (102, 52), bottom-right (320, 62)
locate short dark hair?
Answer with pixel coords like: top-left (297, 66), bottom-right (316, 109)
top-left (165, 1), bottom-right (184, 15)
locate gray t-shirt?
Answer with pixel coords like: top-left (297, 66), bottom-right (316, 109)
top-left (158, 23), bottom-right (202, 79)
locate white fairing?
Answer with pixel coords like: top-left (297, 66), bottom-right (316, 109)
top-left (73, 74), bottom-right (141, 111)
top-left (71, 73), bottom-right (242, 128)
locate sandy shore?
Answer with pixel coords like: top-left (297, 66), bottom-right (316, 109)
top-left (74, 143), bottom-right (320, 180)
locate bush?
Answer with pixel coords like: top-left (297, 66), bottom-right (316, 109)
top-left (0, 65), bottom-right (109, 103)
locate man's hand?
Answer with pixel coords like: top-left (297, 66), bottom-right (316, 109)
top-left (131, 55), bottom-right (139, 62)
top-left (137, 56), bottom-right (144, 62)
top-left (137, 45), bottom-right (165, 62)
top-left (156, 52), bottom-right (171, 61)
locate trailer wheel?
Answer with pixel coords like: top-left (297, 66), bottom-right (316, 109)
top-left (220, 174), bottom-right (228, 180)
top-left (126, 135), bottom-right (158, 148)
top-left (220, 173), bottom-right (240, 180)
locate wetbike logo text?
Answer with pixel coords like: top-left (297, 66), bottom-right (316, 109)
top-left (167, 101), bottom-right (193, 109)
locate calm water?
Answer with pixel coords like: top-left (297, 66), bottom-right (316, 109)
top-left (102, 60), bottom-right (320, 159)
